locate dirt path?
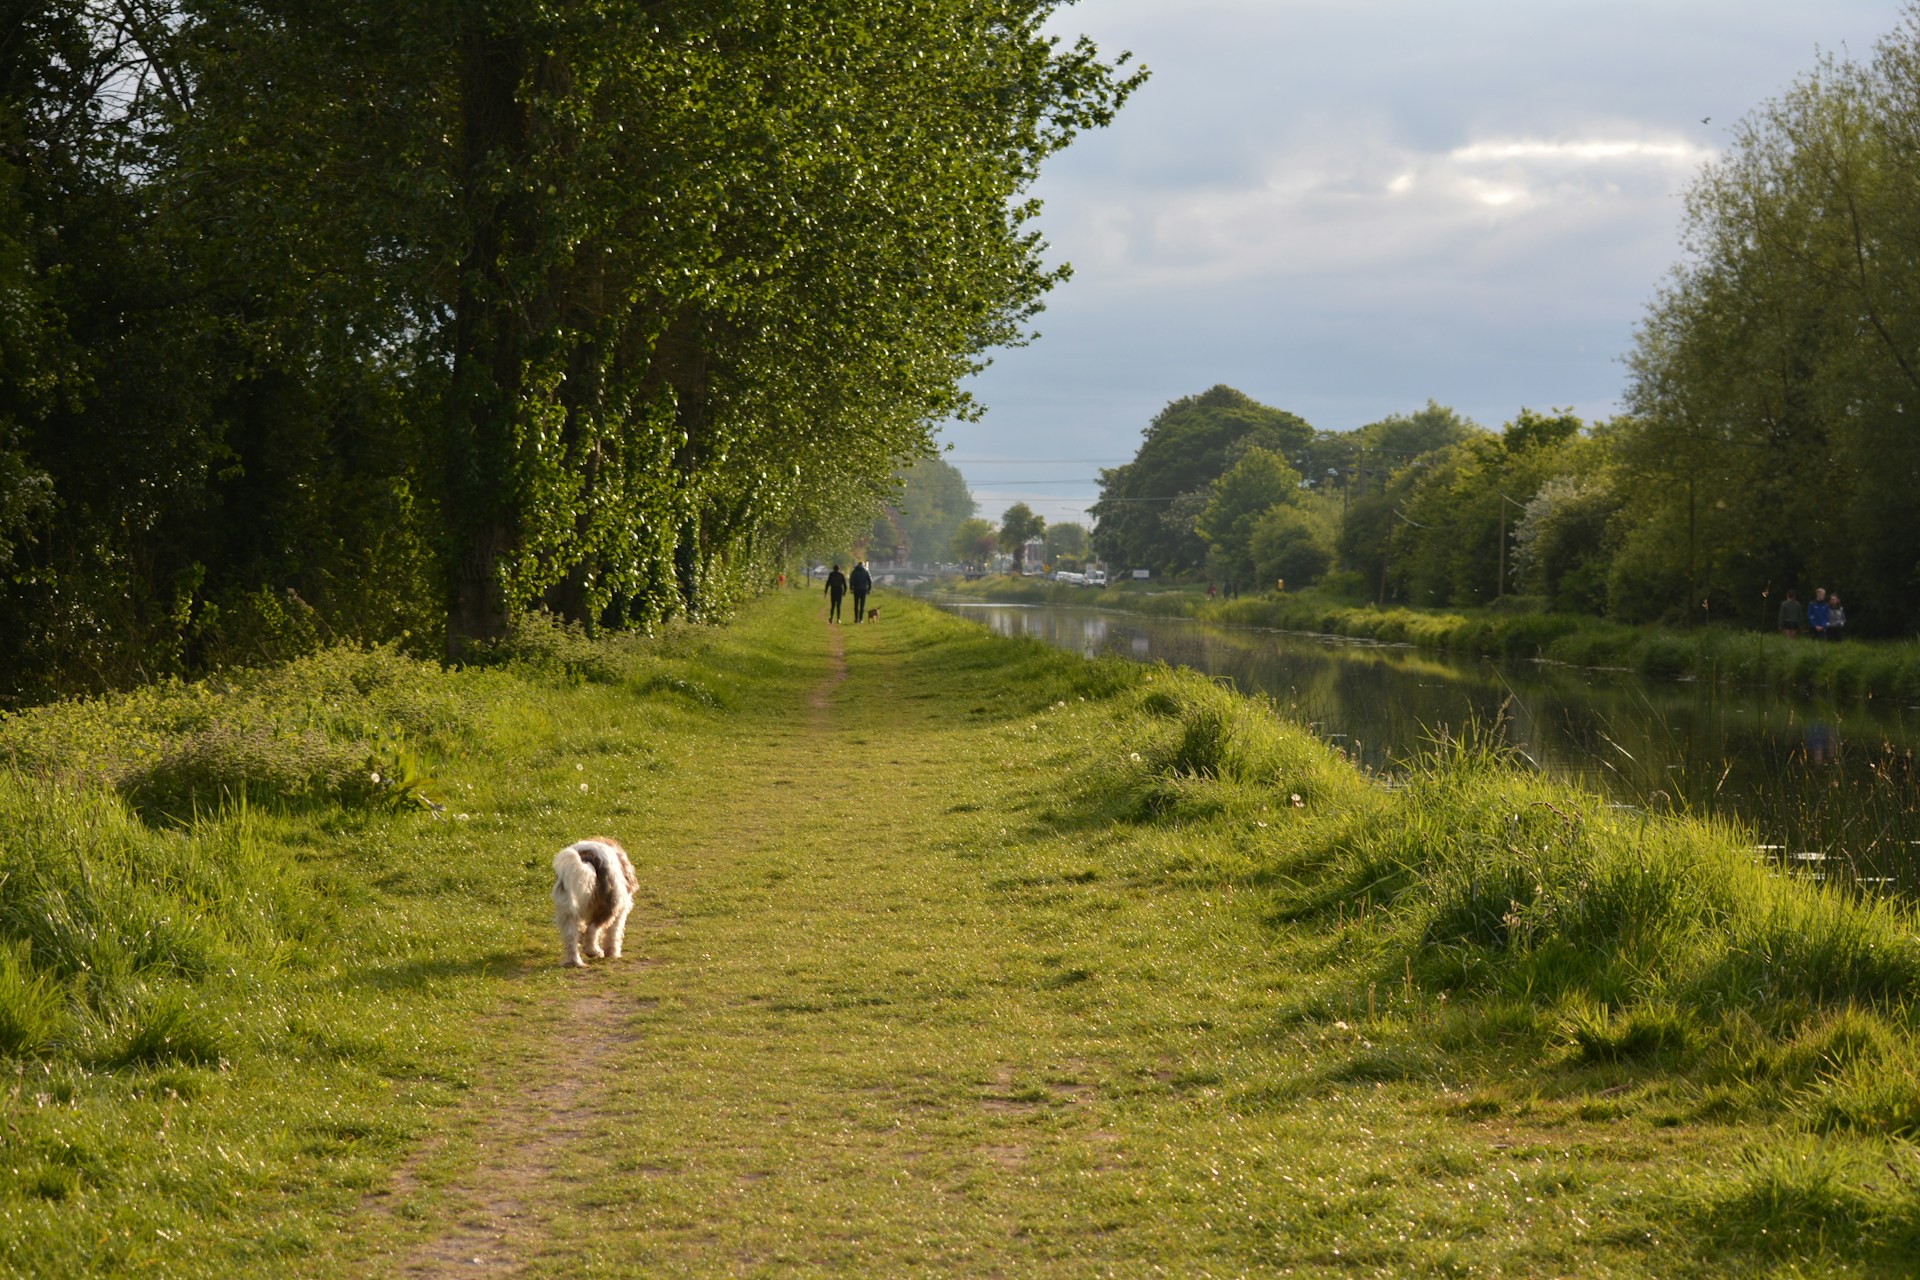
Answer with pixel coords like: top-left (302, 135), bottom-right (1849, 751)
top-left (372, 613), bottom-right (859, 1277)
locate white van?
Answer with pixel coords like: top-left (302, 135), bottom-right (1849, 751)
top-left (1085, 569), bottom-right (1108, 588)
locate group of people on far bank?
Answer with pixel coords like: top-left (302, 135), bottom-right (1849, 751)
top-left (823, 561), bottom-right (873, 624)
top-left (1778, 587), bottom-right (1847, 640)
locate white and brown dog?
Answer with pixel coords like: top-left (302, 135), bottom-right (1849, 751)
top-left (552, 837), bottom-right (637, 967)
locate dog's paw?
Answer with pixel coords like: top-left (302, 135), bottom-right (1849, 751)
top-left (562, 956), bottom-right (588, 968)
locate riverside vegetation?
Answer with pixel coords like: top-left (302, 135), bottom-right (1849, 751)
top-left (940, 575), bottom-right (1920, 704)
top-left (1, 594), bottom-right (1918, 1276)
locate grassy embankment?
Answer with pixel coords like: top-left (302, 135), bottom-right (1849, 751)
top-left (2, 592), bottom-right (1918, 1276)
top-left (940, 574), bottom-right (1920, 701)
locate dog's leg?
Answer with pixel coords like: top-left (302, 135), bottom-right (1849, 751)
top-left (608, 902), bottom-right (633, 958)
top-left (556, 904), bottom-right (587, 967)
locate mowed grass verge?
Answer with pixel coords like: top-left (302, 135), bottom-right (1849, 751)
top-left (3, 593), bottom-right (1919, 1276)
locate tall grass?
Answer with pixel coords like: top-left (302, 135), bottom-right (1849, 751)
top-left (1090, 657), bottom-right (1920, 1159)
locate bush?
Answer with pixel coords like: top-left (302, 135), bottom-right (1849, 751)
top-left (0, 643), bottom-right (477, 818)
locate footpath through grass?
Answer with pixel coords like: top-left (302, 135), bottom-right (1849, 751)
top-left (3, 592), bottom-right (1919, 1276)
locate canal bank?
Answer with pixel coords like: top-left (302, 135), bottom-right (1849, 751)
top-left (932, 597), bottom-right (1920, 895)
top-left (933, 574), bottom-right (1920, 703)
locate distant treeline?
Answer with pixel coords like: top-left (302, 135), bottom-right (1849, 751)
top-left (1093, 8), bottom-right (1920, 639)
top-left (0, 2), bottom-right (1140, 701)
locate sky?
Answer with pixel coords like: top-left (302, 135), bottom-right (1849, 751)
top-left (945, 0), bottom-right (1906, 528)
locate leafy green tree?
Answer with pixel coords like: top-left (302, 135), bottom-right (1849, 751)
top-left (1091, 386), bottom-right (1312, 575)
top-left (949, 517), bottom-right (998, 567)
top-left (1195, 447), bottom-right (1301, 589)
top-left (1617, 8), bottom-right (1920, 631)
top-left (0, 0), bottom-right (1144, 695)
top-left (997, 502), bottom-right (1046, 573)
top-left (1406, 411), bottom-right (1596, 607)
top-left (1044, 521), bottom-right (1090, 564)
top-left (1251, 502), bottom-right (1337, 590)
top-left (1513, 474), bottom-right (1622, 613)
top-left (894, 457), bottom-right (977, 568)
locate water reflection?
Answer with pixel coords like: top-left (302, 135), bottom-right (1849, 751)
top-left (942, 601), bottom-right (1920, 894)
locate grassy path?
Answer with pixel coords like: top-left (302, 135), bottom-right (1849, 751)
top-left (383, 599), bottom-right (1188, 1274)
top-left (348, 594), bottom-right (1735, 1277)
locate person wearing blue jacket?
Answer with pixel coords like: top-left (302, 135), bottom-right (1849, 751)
top-left (1806, 588), bottom-right (1830, 640)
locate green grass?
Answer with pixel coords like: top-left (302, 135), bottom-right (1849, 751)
top-left (1, 593), bottom-right (1917, 1275)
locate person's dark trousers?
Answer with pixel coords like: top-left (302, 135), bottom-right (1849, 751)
top-left (828, 591), bottom-right (844, 622)
top-left (853, 591), bottom-right (868, 622)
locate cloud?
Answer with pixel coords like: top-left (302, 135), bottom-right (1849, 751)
top-left (1041, 126), bottom-right (1717, 291)
top-left (947, 0), bottom-right (1903, 524)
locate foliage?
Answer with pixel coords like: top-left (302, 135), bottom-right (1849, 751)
top-left (1043, 520), bottom-right (1090, 562)
top-left (947, 517), bottom-right (998, 567)
top-left (1193, 446), bottom-right (1301, 589)
top-left (996, 501), bottom-right (1045, 572)
top-left (1090, 385), bottom-right (1313, 575)
top-left (0, 0), bottom-right (1142, 695)
top-left (892, 456), bottom-right (977, 568)
top-left (1249, 500), bottom-right (1338, 589)
top-left (1513, 473), bottom-right (1622, 614)
top-left (1617, 9), bottom-right (1920, 634)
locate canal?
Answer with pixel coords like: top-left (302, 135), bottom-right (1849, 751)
top-left (937, 600), bottom-right (1920, 894)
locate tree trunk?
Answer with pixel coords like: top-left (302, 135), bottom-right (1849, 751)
top-left (445, 23), bottom-right (530, 653)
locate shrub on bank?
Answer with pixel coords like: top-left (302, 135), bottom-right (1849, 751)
top-left (0, 644), bottom-right (482, 820)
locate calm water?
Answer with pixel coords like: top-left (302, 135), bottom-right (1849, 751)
top-left (939, 600), bottom-right (1920, 894)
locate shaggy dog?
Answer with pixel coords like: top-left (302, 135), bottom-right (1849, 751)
top-left (865, 606), bottom-right (880, 621)
top-left (552, 837), bottom-right (637, 967)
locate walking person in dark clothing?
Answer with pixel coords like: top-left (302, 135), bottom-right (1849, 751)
top-left (1807, 588), bottom-right (1830, 640)
top-left (1778, 589), bottom-right (1802, 637)
top-left (1827, 592), bottom-right (1847, 641)
top-left (824, 564), bottom-right (847, 623)
top-left (850, 561), bottom-right (873, 622)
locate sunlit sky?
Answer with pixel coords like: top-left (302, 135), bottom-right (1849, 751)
top-left (944, 0), bottom-right (1903, 528)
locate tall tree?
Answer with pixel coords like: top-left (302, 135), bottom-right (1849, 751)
top-left (948, 517), bottom-right (998, 567)
top-left (1194, 447), bottom-right (1301, 589)
top-left (0, 0), bottom-right (1145, 696)
top-left (997, 502), bottom-right (1045, 572)
top-left (1090, 386), bottom-right (1312, 575)
top-left (1617, 7), bottom-right (1920, 631)
top-left (894, 456), bottom-right (977, 568)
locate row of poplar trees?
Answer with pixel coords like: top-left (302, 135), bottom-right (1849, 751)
top-left (0, 1), bottom-right (1139, 700)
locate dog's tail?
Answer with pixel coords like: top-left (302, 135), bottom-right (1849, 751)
top-left (553, 844), bottom-right (604, 908)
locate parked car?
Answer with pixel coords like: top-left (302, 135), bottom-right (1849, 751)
top-left (1086, 569), bottom-right (1108, 588)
